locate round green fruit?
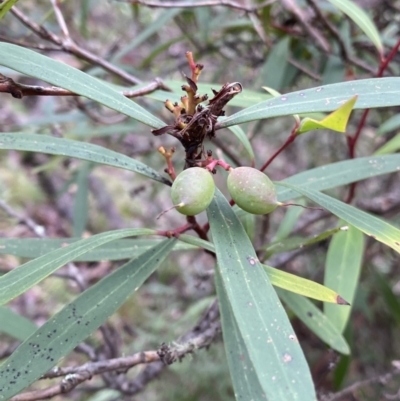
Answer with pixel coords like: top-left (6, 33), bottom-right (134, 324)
top-left (227, 167), bottom-right (278, 215)
top-left (171, 167), bottom-right (215, 216)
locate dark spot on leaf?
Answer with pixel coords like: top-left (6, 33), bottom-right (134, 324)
top-left (307, 312), bottom-right (313, 317)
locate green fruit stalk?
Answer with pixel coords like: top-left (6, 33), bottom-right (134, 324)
top-left (171, 167), bottom-right (215, 216)
top-left (227, 167), bottom-right (279, 215)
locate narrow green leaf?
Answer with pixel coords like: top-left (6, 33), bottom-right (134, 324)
top-left (0, 238), bottom-right (195, 260)
top-left (374, 133), bottom-right (400, 155)
top-left (215, 268), bottom-right (267, 400)
top-left (0, 0), bottom-right (19, 18)
top-left (111, 9), bottom-right (182, 62)
top-left (0, 307), bottom-right (37, 341)
top-left (377, 114), bottom-right (400, 136)
top-left (0, 43), bottom-right (164, 128)
top-left (208, 189), bottom-right (317, 401)
top-left (266, 226), bottom-right (346, 258)
top-left (298, 96), bottom-right (357, 134)
top-left (277, 290), bottom-right (350, 355)
top-left (73, 162), bottom-right (90, 237)
top-left (276, 182), bottom-right (400, 254)
top-left (256, 37), bottom-right (291, 90)
top-left (0, 133), bottom-right (171, 185)
top-left (178, 235), bottom-right (346, 306)
top-left (273, 199), bottom-right (305, 241)
top-left (276, 154), bottom-right (400, 202)
top-left (219, 78), bottom-right (400, 128)
top-left (226, 123), bottom-right (255, 162)
top-left (263, 265), bottom-right (348, 304)
top-left (177, 235), bottom-right (215, 253)
top-left (0, 228), bottom-right (156, 306)
top-left (324, 225), bottom-right (365, 333)
top-left (322, 54), bottom-right (345, 85)
top-left (326, 0), bottom-right (383, 53)
top-left (0, 239), bottom-right (176, 399)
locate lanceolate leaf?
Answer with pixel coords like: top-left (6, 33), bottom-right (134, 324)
top-left (219, 78), bottom-right (400, 128)
top-left (0, 228), bottom-right (156, 306)
top-left (215, 268), bottom-right (267, 400)
top-left (0, 133), bottom-right (171, 185)
top-left (0, 239), bottom-right (176, 399)
top-left (0, 238), bottom-right (195, 260)
top-left (207, 189), bottom-right (317, 401)
top-left (324, 225), bottom-right (365, 333)
top-left (276, 183), bottom-right (400, 253)
top-left (178, 235), bottom-right (347, 304)
top-left (276, 154), bottom-right (400, 202)
top-left (277, 290), bottom-right (350, 355)
top-left (0, 42), bottom-right (165, 128)
top-left (326, 0), bottom-right (383, 53)
top-left (226, 123), bottom-right (255, 162)
top-left (374, 134), bottom-right (400, 155)
top-left (298, 96), bottom-right (357, 134)
top-left (0, 307), bottom-right (37, 341)
top-left (265, 226), bottom-right (346, 258)
top-left (263, 265), bottom-right (349, 305)
top-left (0, 0), bottom-right (19, 19)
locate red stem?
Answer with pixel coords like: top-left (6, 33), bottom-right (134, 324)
top-left (345, 38), bottom-right (400, 203)
top-left (260, 123), bottom-right (299, 172)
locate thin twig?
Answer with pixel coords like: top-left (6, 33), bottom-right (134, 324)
top-left (0, 35), bottom-right (61, 51)
top-left (321, 363), bottom-right (400, 401)
top-left (50, 0), bottom-right (70, 39)
top-left (0, 199), bottom-right (46, 237)
top-left (281, 0), bottom-right (331, 53)
top-left (248, 12), bottom-right (273, 48)
top-left (10, 7), bottom-right (142, 85)
top-left (0, 73), bottom-right (169, 102)
top-left (287, 56), bottom-right (322, 81)
top-left (305, 0), bottom-right (376, 74)
top-left (345, 38), bottom-right (400, 203)
top-left (119, 0), bottom-right (276, 12)
top-left (122, 299), bottom-right (220, 395)
top-left (0, 73), bottom-right (77, 98)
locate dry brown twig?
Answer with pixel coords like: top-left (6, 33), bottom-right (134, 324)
top-left (0, 73), bottom-right (170, 101)
top-left (320, 361), bottom-right (400, 401)
top-left (305, 0), bottom-right (376, 74)
top-left (281, 0), bottom-right (331, 53)
top-left (10, 6), bottom-right (141, 85)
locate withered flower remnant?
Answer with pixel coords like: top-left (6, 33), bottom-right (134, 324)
top-left (152, 52), bottom-right (242, 168)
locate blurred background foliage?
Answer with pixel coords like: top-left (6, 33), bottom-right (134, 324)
top-left (0, 0), bottom-right (400, 400)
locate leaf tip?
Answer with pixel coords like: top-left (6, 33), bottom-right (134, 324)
top-left (336, 295), bottom-right (350, 305)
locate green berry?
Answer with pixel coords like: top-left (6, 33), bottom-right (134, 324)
top-left (227, 167), bottom-right (278, 215)
top-left (171, 167), bottom-right (215, 216)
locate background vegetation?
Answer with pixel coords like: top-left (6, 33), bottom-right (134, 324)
top-left (0, 0), bottom-right (399, 400)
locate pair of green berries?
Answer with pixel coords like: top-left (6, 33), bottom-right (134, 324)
top-left (171, 166), bottom-right (280, 216)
